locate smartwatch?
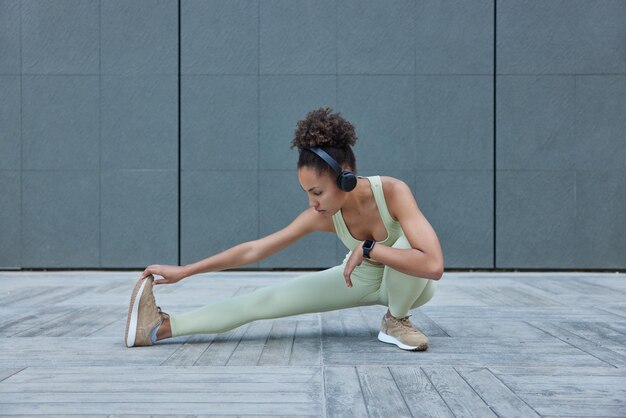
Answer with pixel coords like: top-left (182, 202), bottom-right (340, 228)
top-left (362, 240), bottom-right (376, 259)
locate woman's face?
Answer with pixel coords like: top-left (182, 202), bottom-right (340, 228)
top-left (297, 166), bottom-right (347, 217)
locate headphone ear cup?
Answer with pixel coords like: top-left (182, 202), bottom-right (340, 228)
top-left (338, 172), bottom-right (357, 192)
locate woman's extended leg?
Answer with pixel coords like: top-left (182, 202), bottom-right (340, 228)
top-left (169, 265), bottom-right (378, 337)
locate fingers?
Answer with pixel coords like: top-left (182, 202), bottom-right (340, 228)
top-left (343, 268), bottom-right (353, 288)
top-left (140, 265), bottom-right (160, 281)
top-left (140, 264), bottom-right (177, 286)
top-left (140, 265), bottom-right (153, 279)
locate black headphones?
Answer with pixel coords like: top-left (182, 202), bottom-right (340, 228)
top-left (305, 147), bottom-right (357, 192)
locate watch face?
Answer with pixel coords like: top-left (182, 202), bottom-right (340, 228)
top-left (363, 240), bottom-right (374, 258)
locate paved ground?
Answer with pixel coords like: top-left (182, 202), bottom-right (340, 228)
top-left (0, 270), bottom-right (625, 417)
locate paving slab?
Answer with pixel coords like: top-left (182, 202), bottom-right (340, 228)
top-left (0, 271), bottom-right (625, 417)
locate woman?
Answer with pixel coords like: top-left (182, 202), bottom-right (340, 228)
top-left (125, 107), bottom-right (444, 351)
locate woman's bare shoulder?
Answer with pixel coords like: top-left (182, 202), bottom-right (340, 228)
top-left (379, 176), bottom-right (414, 221)
top-left (379, 175), bottom-right (414, 194)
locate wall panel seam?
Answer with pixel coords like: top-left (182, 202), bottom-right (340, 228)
top-left (19, 0), bottom-right (23, 269)
top-left (177, 0), bottom-right (182, 266)
top-left (98, 0), bottom-right (102, 267)
top-left (493, 0), bottom-right (497, 269)
top-left (257, 0), bottom-right (261, 268)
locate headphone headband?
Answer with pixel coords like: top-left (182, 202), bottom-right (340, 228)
top-left (307, 147), bottom-right (342, 174)
top-left (305, 147), bottom-right (357, 192)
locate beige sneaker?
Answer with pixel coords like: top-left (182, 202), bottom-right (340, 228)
top-left (125, 275), bottom-right (169, 347)
top-left (378, 313), bottom-right (428, 351)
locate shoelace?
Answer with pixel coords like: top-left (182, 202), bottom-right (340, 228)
top-left (148, 288), bottom-right (167, 318)
top-left (397, 315), bottom-right (418, 332)
top-left (149, 282), bottom-right (168, 319)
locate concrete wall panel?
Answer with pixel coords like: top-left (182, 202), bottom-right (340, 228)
top-left (0, 0), bottom-right (20, 74)
top-left (21, 170), bottom-right (100, 268)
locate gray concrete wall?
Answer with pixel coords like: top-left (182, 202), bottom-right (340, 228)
top-left (0, 0), bottom-right (624, 270)
top-left (495, 0), bottom-right (626, 269)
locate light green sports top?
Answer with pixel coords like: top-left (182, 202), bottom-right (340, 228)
top-left (332, 175), bottom-right (405, 252)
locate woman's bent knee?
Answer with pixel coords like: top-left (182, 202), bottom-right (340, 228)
top-left (410, 280), bottom-right (437, 309)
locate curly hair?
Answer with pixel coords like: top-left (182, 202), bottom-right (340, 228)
top-left (290, 107), bottom-right (358, 176)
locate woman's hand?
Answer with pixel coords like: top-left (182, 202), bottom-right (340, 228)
top-left (140, 264), bottom-right (188, 285)
top-left (343, 244), bottom-right (365, 288)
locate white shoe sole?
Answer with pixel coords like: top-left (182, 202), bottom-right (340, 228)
top-left (125, 277), bottom-right (149, 347)
top-left (378, 331), bottom-right (427, 351)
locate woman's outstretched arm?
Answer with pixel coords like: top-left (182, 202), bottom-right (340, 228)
top-left (141, 207), bottom-right (328, 285)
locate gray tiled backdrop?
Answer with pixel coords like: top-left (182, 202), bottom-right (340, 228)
top-left (1, 0), bottom-right (624, 270)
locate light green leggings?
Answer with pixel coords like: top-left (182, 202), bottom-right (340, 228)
top-left (170, 235), bottom-right (437, 337)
